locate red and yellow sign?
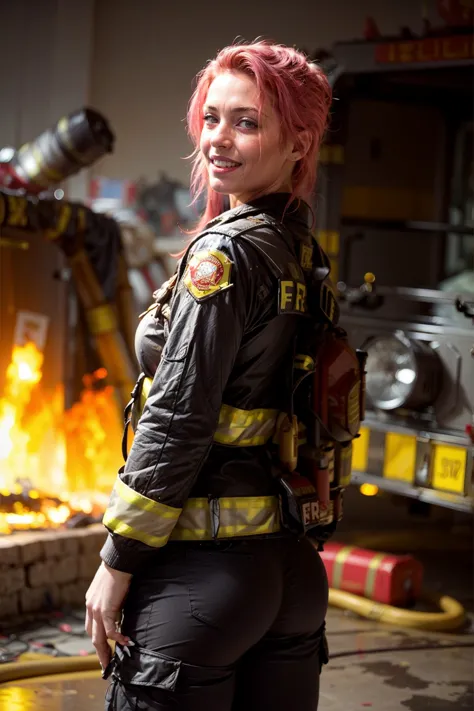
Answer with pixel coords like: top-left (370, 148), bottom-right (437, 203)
top-left (375, 34), bottom-right (474, 64)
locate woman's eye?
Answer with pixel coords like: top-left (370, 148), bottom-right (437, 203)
top-left (238, 118), bottom-right (258, 130)
top-left (203, 114), bottom-right (218, 124)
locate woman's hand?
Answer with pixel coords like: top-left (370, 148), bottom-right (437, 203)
top-left (85, 562), bottom-right (133, 669)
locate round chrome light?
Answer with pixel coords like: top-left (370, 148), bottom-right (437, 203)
top-left (364, 332), bottom-right (442, 411)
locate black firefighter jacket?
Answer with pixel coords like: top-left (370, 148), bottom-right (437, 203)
top-left (101, 193), bottom-right (328, 573)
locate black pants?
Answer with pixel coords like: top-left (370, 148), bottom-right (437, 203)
top-left (105, 536), bottom-right (329, 711)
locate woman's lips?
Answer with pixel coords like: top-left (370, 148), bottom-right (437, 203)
top-left (210, 163), bottom-right (240, 174)
top-left (210, 158), bottom-right (242, 174)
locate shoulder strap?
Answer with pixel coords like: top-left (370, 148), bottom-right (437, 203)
top-left (177, 212), bottom-right (298, 281)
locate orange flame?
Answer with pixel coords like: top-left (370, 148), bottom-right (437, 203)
top-left (0, 342), bottom-right (122, 532)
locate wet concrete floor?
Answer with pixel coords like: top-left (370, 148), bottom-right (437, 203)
top-left (320, 608), bottom-right (474, 710)
top-left (1, 613), bottom-right (472, 711)
top-left (0, 490), bottom-right (472, 710)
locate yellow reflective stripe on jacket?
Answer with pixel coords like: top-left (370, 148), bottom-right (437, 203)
top-left (133, 378), bottom-right (277, 447)
top-left (294, 354), bottom-right (315, 371)
top-left (103, 476), bottom-right (182, 548)
top-left (104, 479), bottom-right (281, 545)
top-left (214, 404), bottom-right (279, 446)
top-left (170, 495), bottom-right (281, 541)
top-left (131, 376), bottom-right (153, 432)
top-left (140, 377), bottom-right (152, 413)
top-left (102, 515), bottom-right (170, 548)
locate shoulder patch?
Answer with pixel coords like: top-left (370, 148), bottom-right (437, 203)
top-left (184, 249), bottom-right (233, 301)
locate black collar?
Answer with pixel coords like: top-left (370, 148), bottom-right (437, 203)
top-left (245, 193), bottom-right (311, 227)
top-left (206, 193), bottom-right (312, 230)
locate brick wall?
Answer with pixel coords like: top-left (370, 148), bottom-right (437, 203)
top-left (0, 525), bottom-right (106, 621)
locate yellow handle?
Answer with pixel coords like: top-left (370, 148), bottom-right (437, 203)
top-left (278, 414), bottom-right (299, 472)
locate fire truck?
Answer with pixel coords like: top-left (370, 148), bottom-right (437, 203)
top-left (315, 22), bottom-right (474, 514)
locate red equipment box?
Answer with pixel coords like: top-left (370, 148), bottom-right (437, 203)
top-left (320, 542), bottom-right (424, 606)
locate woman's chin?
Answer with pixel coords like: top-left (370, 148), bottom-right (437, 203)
top-left (209, 178), bottom-right (233, 194)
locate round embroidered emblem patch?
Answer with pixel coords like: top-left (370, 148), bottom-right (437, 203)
top-left (189, 253), bottom-right (224, 291)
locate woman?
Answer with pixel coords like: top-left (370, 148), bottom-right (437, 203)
top-left (86, 40), bottom-right (333, 711)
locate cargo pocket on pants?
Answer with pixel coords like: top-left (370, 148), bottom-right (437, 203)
top-left (107, 643), bottom-right (236, 710)
top-left (105, 678), bottom-right (119, 710)
top-left (113, 643), bottom-right (181, 690)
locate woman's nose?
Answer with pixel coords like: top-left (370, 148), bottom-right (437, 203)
top-left (210, 121), bottom-right (232, 148)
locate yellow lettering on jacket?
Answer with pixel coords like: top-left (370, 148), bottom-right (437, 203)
top-left (279, 280), bottom-right (307, 314)
top-left (295, 282), bottom-right (306, 313)
top-left (280, 281), bottom-right (294, 310)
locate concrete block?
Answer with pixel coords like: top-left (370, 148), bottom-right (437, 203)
top-left (78, 553), bottom-right (100, 581)
top-left (20, 586), bottom-right (47, 614)
top-left (55, 530), bottom-right (80, 558)
top-left (61, 579), bottom-right (88, 608)
top-left (0, 538), bottom-right (21, 566)
top-left (53, 556), bottom-right (78, 585)
top-left (44, 584), bottom-right (62, 608)
top-left (27, 560), bottom-right (54, 588)
top-left (7, 533), bottom-right (44, 565)
top-left (39, 533), bottom-right (62, 559)
top-left (0, 593), bottom-right (20, 618)
top-left (76, 525), bottom-right (107, 554)
top-left (0, 566), bottom-right (25, 595)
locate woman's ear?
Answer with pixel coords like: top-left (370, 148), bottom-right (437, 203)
top-left (290, 130), bottom-right (312, 162)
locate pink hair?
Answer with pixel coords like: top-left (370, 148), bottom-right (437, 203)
top-left (186, 40), bottom-right (332, 235)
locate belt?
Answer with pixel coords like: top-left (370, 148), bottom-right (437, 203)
top-left (103, 476), bottom-right (282, 548)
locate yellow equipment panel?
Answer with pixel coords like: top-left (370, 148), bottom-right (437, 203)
top-left (431, 444), bottom-right (467, 494)
top-left (383, 433), bottom-right (417, 483)
top-left (352, 427), bottom-right (370, 472)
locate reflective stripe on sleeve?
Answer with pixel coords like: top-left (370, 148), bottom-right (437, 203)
top-left (130, 378), bottom-right (278, 448)
top-left (103, 476), bottom-right (182, 548)
top-left (214, 405), bottom-right (279, 446)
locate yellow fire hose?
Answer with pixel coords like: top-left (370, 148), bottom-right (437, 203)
top-left (0, 655), bottom-right (100, 684)
top-left (328, 587), bottom-right (466, 631)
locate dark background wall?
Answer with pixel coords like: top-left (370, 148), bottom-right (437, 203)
top-left (89, 0), bottom-right (425, 184)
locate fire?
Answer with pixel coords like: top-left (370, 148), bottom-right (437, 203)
top-left (0, 342), bottom-right (123, 533)
top-left (0, 342), bottom-right (46, 473)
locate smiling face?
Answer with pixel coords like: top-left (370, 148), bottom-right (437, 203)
top-left (199, 71), bottom-right (299, 207)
